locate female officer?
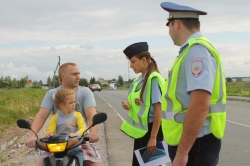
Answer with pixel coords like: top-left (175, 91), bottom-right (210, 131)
top-left (120, 42), bottom-right (165, 166)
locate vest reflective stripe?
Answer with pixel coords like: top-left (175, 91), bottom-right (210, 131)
top-left (162, 36), bottom-right (227, 145)
top-left (162, 102), bottom-right (226, 122)
top-left (121, 72), bottom-right (165, 139)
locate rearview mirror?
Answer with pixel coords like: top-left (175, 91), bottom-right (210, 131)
top-left (17, 119), bottom-right (31, 129)
top-left (92, 112), bottom-right (107, 126)
top-left (17, 119), bottom-right (38, 139)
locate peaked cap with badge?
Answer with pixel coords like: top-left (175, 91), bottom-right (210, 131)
top-left (160, 2), bottom-right (207, 26)
top-left (123, 42), bottom-right (148, 60)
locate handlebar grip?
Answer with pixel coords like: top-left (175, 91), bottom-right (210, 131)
top-left (83, 137), bottom-right (89, 141)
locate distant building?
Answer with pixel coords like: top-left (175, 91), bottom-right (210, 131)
top-left (242, 78), bottom-right (250, 82)
top-left (27, 79), bottom-right (32, 87)
top-left (232, 79), bottom-right (236, 82)
top-left (98, 78), bottom-right (108, 85)
top-left (42, 86), bottom-right (49, 89)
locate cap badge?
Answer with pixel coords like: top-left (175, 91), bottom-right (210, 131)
top-left (168, 15), bottom-right (173, 21)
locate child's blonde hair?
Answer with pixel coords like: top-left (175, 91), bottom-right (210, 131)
top-left (53, 89), bottom-right (75, 110)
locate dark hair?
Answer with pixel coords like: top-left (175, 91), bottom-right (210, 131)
top-left (134, 51), bottom-right (160, 102)
top-left (171, 19), bottom-right (200, 30)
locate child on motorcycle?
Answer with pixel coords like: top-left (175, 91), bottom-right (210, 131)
top-left (38, 89), bottom-right (87, 165)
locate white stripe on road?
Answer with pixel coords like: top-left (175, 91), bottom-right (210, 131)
top-left (97, 93), bottom-right (250, 129)
top-left (227, 120), bottom-right (250, 128)
top-left (96, 93), bottom-right (125, 122)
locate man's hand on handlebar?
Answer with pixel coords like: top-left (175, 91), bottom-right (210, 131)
top-left (85, 133), bottom-right (100, 143)
top-left (26, 134), bottom-right (37, 148)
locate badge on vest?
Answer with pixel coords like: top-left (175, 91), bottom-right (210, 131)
top-left (191, 58), bottom-right (203, 77)
top-left (135, 98), bottom-right (141, 105)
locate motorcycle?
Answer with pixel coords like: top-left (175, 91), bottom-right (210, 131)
top-left (17, 112), bottom-right (107, 166)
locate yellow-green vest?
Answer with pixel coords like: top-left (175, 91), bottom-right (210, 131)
top-left (121, 71), bottom-right (165, 139)
top-left (162, 36), bottom-right (227, 145)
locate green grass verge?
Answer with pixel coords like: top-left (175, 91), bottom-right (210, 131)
top-left (0, 88), bottom-right (47, 132)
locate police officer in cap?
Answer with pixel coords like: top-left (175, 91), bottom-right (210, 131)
top-left (160, 2), bottom-right (227, 166)
top-left (120, 42), bottom-right (165, 166)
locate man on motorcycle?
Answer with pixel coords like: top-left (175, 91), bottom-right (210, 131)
top-left (26, 62), bottom-right (102, 166)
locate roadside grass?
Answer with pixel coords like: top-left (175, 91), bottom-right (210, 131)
top-left (103, 82), bottom-right (250, 97)
top-left (0, 88), bottom-right (47, 132)
top-left (226, 82), bottom-right (250, 97)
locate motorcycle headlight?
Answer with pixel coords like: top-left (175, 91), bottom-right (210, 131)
top-left (47, 142), bottom-right (67, 153)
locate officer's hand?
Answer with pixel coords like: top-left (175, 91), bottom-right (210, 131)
top-left (147, 137), bottom-right (157, 154)
top-left (26, 135), bottom-right (37, 148)
top-left (172, 153), bottom-right (188, 166)
top-left (86, 133), bottom-right (100, 143)
top-left (122, 101), bottom-right (130, 110)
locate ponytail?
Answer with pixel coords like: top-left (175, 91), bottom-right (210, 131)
top-left (134, 52), bottom-right (160, 103)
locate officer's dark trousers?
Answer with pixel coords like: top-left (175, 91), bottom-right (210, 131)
top-left (132, 122), bottom-right (163, 166)
top-left (168, 133), bottom-right (221, 166)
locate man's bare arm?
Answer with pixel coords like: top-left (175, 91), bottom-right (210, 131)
top-left (85, 106), bottom-right (99, 143)
top-left (26, 108), bottom-right (51, 147)
top-left (173, 90), bottom-right (210, 165)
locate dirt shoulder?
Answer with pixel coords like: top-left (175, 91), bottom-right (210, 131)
top-left (0, 118), bottom-right (44, 166)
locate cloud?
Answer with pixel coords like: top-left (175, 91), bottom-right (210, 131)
top-left (215, 43), bottom-right (250, 77)
top-left (1, 63), bottom-right (53, 83)
top-left (244, 61), bottom-right (250, 65)
top-left (1, 1), bottom-right (249, 43)
top-left (0, 0), bottom-right (249, 83)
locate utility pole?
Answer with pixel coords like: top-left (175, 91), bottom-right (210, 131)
top-left (58, 56), bottom-right (61, 85)
top-left (51, 56), bottom-right (61, 89)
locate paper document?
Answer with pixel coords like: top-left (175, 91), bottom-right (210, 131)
top-left (134, 141), bottom-right (171, 166)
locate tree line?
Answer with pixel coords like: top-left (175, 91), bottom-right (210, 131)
top-left (0, 74), bottom-right (133, 89)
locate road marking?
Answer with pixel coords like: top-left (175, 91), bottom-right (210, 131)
top-left (97, 93), bottom-right (250, 128)
top-left (96, 93), bottom-right (125, 122)
top-left (227, 120), bottom-right (250, 128)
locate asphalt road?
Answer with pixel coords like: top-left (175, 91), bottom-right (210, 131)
top-left (94, 90), bottom-right (250, 166)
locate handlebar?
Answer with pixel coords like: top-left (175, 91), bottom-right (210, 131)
top-left (18, 112), bottom-right (107, 153)
top-left (35, 134), bottom-right (91, 153)
top-left (83, 137), bottom-right (89, 142)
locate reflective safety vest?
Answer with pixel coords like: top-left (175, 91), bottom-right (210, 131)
top-left (162, 36), bottom-right (227, 145)
top-left (121, 71), bottom-right (165, 139)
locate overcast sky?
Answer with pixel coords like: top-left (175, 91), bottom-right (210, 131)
top-left (0, 0), bottom-right (249, 83)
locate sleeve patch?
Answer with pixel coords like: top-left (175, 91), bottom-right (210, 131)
top-left (191, 58), bottom-right (203, 77)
